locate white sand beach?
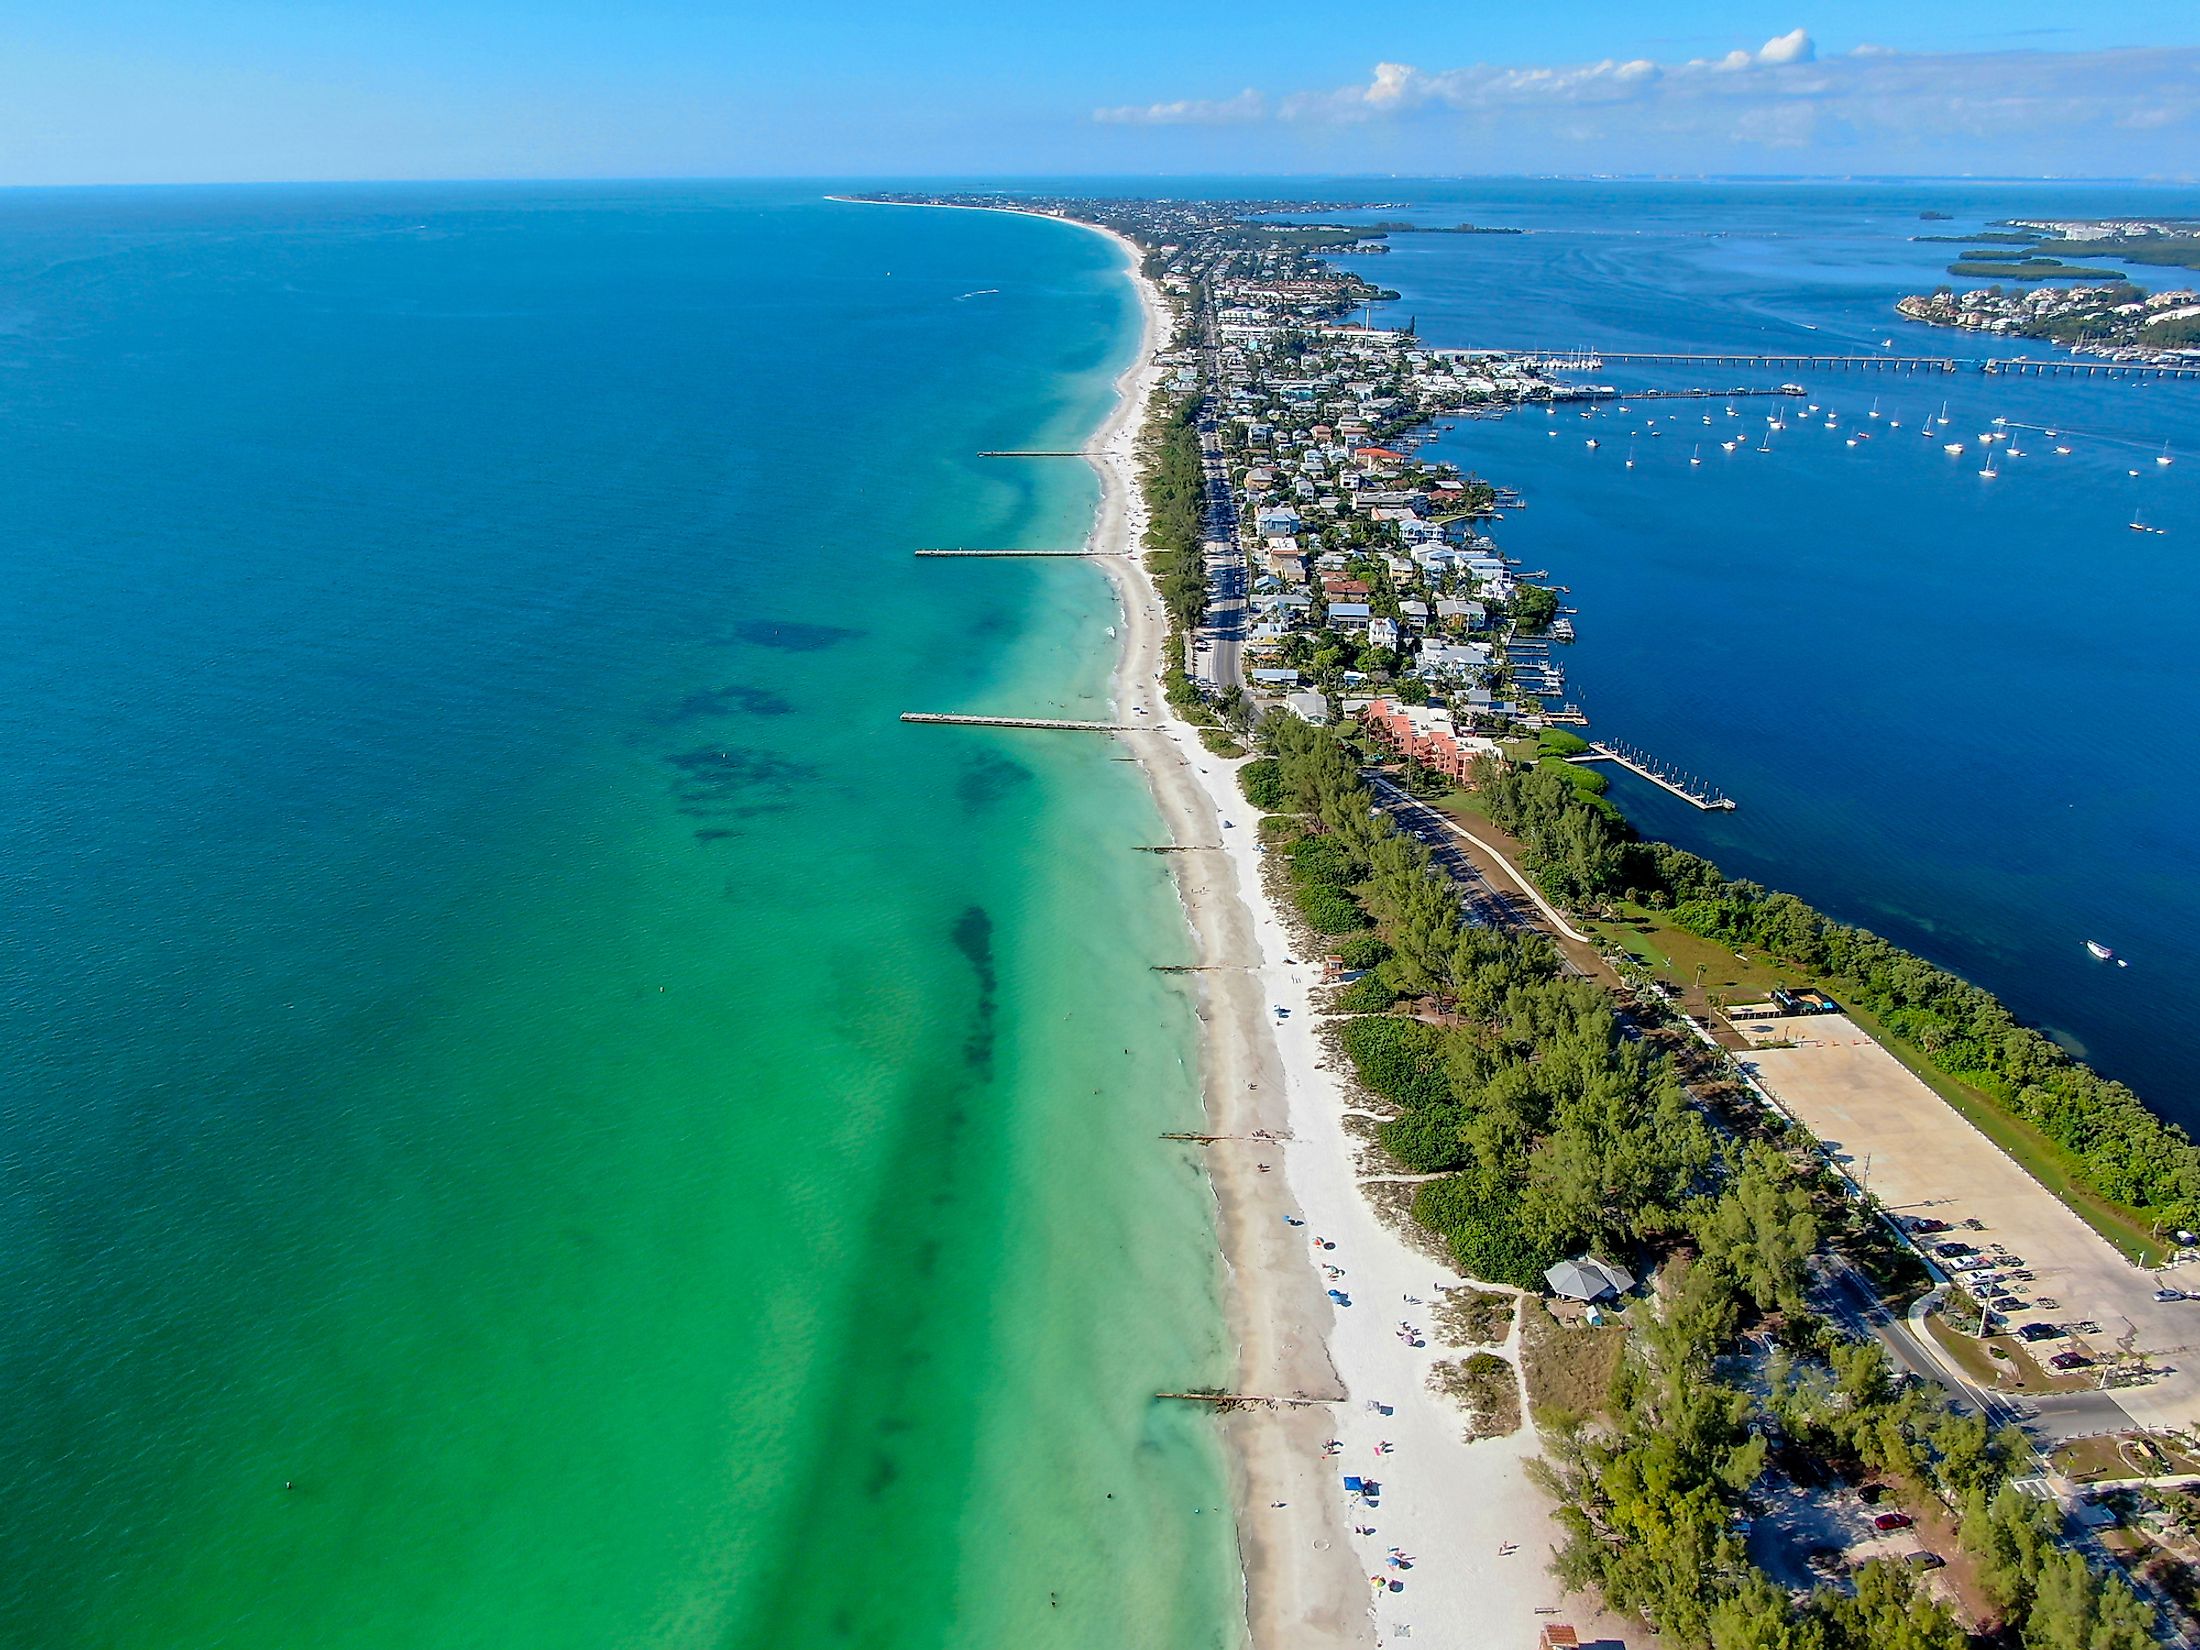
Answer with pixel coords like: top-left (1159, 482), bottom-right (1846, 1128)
top-left (1065, 220), bottom-right (1636, 1650)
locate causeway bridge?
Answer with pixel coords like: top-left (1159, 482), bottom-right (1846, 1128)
top-left (1525, 350), bottom-right (1957, 374)
top-left (1984, 357), bottom-right (2200, 381)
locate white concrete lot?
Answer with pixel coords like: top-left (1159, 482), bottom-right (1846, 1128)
top-left (1739, 1013), bottom-right (2200, 1435)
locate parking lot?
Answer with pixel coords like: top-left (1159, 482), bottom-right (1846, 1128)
top-left (1737, 1012), bottom-right (2200, 1434)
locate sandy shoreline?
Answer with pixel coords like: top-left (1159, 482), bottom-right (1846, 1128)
top-left (1066, 220), bottom-right (1637, 1650)
top-left (845, 195), bottom-right (1631, 1649)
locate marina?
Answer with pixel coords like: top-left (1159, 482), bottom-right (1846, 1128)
top-left (1568, 740), bottom-right (1736, 810)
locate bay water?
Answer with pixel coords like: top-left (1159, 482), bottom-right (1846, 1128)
top-left (1315, 180), bottom-right (2200, 1121)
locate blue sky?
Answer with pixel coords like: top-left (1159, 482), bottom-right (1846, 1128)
top-left (2, 2), bottom-right (2197, 183)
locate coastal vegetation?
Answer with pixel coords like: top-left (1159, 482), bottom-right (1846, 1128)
top-left (1249, 719), bottom-right (2160, 1647)
top-left (1946, 258), bottom-right (2125, 282)
top-left (1467, 753), bottom-right (2200, 1240)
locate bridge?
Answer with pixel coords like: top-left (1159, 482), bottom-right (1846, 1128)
top-left (1524, 350), bottom-right (1957, 374)
top-left (1984, 357), bottom-right (2200, 381)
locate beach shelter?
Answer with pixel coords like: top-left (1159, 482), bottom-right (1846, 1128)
top-left (1543, 1256), bottom-right (1636, 1303)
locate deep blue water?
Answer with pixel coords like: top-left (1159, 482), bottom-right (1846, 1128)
top-left (1313, 181), bottom-right (2200, 1120)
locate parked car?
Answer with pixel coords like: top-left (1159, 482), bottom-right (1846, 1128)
top-left (1907, 1217), bottom-right (1951, 1235)
top-left (2017, 1322), bottom-right (2066, 1343)
top-left (1990, 1296), bottom-right (2022, 1313)
top-left (2155, 1288), bottom-right (2186, 1303)
top-left (2007, 1270), bottom-right (2034, 1282)
top-left (1874, 1512), bottom-right (1914, 1532)
top-left (2049, 1352), bottom-right (2093, 1371)
top-left (1963, 1218), bottom-right (1988, 1231)
top-left (1906, 1551), bottom-right (1946, 1570)
top-left (1933, 1241), bottom-right (1976, 1258)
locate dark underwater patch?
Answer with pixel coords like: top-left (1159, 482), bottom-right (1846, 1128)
top-left (732, 620), bottom-right (863, 652)
top-left (951, 905), bottom-right (998, 1073)
top-left (656, 683), bottom-right (795, 724)
top-left (954, 750), bottom-right (1032, 812)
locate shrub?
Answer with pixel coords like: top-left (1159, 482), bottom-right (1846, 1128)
top-left (1380, 1103), bottom-right (1469, 1171)
top-left (1336, 934), bottom-right (1393, 971)
top-left (1295, 885), bottom-right (1369, 935)
top-left (1414, 1172), bottom-right (1557, 1290)
top-left (1338, 1015), bottom-right (1452, 1109)
top-left (1335, 972), bottom-right (1399, 1013)
top-left (1537, 728), bottom-right (1591, 758)
top-left (1238, 757), bottom-right (1284, 811)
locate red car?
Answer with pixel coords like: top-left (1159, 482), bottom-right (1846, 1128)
top-left (1874, 1512), bottom-right (1914, 1532)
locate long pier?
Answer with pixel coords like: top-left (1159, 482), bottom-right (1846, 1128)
top-left (901, 712), bottom-right (1132, 732)
top-left (977, 449), bottom-right (1102, 457)
top-left (1527, 350), bottom-right (1957, 374)
top-left (1570, 741), bottom-right (1736, 811)
top-left (914, 548), bottom-right (1101, 558)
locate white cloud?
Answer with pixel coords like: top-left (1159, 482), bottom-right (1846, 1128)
top-left (1091, 34), bottom-right (2200, 169)
top-left (1092, 88), bottom-right (1264, 126)
top-left (1757, 29), bottom-right (1817, 67)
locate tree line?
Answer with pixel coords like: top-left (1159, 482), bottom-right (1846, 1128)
top-left (1247, 717), bottom-right (2159, 1648)
top-left (1471, 753), bottom-right (2200, 1232)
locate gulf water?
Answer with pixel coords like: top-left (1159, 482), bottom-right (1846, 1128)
top-left (0, 185), bottom-right (1241, 1647)
top-left (1308, 181), bottom-right (2200, 1122)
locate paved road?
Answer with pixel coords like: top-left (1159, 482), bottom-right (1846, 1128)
top-left (1192, 395), bottom-right (1244, 693)
top-left (1361, 775), bottom-right (1534, 934)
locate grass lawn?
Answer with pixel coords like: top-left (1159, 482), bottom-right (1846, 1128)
top-left (2052, 1433), bottom-right (2200, 1482)
top-left (1521, 1302), bottom-right (1628, 1424)
top-left (1924, 1313), bottom-right (2093, 1395)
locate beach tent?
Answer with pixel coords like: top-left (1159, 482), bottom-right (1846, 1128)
top-left (1543, 1257), bottom-right (1636, 1303)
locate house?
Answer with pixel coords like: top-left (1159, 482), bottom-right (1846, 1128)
top-left (1327, 602), bottom-right (1373, 628)
top-left (1434, 599), bottom-right (1488, 632)
top-left (1250, 667), bottom-right (1302, 688)
top-left (1416, 641), bottom-right (1493, 678)
top-left (1254, 505), bottom-right (1301, 535)
top-left (1367, 617), bottom-right (1399, 651)
top-left (1284, 690), bottom-right (1330, 725)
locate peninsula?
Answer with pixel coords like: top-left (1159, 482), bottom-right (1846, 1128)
top-left (862, 190), bottom-right (2198, 1650)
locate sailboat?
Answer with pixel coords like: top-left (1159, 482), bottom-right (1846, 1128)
top-left (1868, 397), bottom-right (1882, 419)
top-left (1935, 400), bottom-right (1952, 426)
top-left (1690, 445), bottom-right (1702, 466)
top-left (1757, 427), bottom-right (1773, 454)
top-left (1624, 440), bottom-right (1636, 470)
top-left (2159, 442), bottom-right (2176, 467)
top-left (1979, 444), bottom-right (1999, 479)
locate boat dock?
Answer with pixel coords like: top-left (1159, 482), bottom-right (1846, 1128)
top-left (913, 547), bottom-right (1102, 558)
top-left (977, 449), bottom-right (1103, 457)
top-left (901, 712), bottom-right (1133, 732)
top-left (1570, 740), bottom-right (1736, 811)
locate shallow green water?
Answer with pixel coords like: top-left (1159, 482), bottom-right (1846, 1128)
top-left (0, 183), bottom-right (1241, 1647)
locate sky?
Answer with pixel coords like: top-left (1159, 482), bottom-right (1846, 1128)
top-left (1, 2), bottom-right (2197, 184)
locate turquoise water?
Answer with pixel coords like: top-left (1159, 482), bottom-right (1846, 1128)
top-left (0, 185), bottom-right (1240, 1647)
top-left (1304, 180), bottom-right (2200, 1120)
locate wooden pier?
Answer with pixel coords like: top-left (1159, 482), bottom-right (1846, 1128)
top-left (977, 449), bottom-right (1103, 457)
top-left (902, 713), bottom-right (1133, 732)
top-left (1156, 1390), bottom-right (1342, 1412)
top-left (1570, 740), bottom-right (1735, 811)
top-left (914, 548), bottom-right (1101, 557)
